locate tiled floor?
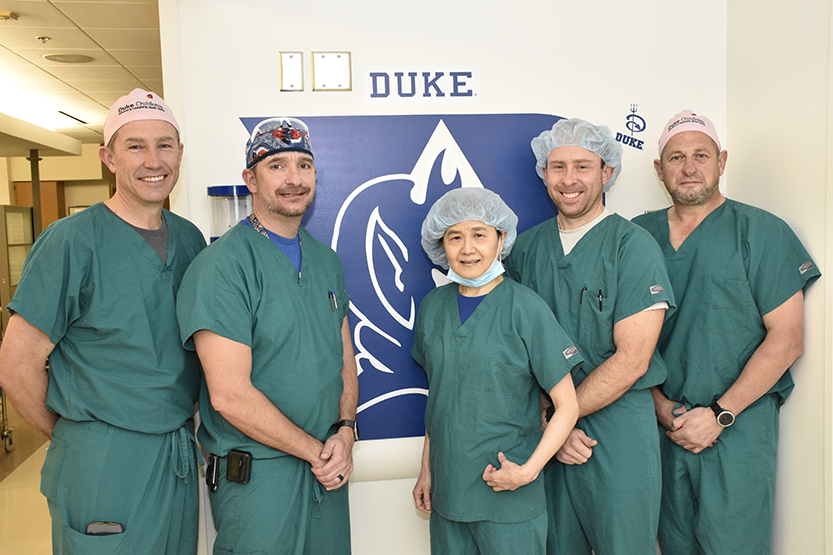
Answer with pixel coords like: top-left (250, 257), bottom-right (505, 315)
top-left (0, 396), bottom-right (51, 554)
top-left (0, 396), bottom-right (48, 483)
top-left (0, 443), bottom-right (51, 554)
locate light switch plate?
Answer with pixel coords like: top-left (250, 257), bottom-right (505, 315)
top-left (312, 52), bottom-right (351, 91)
top-left (280, 52), bottom-right (303, 91)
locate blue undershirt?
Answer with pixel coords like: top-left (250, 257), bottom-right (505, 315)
top-left (241, 218), bottom-right (302, 273)
top-left (457, 292), bottom-right (486, 324)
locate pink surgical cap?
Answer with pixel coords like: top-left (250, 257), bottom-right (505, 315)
top-left (658, 109), bottom-right (721, 157)
top-left (103, 88), bottom-right (180, 146)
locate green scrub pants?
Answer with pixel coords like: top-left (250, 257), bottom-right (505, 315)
top-left (210, 454), bottom-right (351, 555)
top-left (546, 389), bottom-right (660, 555)
top-left (41, 418), bottom-right (199, 555)
top-left (430, 511), bottom-right (546, 555)
top-left (658, 394), bottom-right (779, 555)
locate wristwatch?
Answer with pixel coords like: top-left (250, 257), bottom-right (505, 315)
top-left (338, 419), bottom-right (359, 441)
top-left (709, 402), bottom-right (735, 428)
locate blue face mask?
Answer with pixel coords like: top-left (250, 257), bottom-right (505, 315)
top-left (445, 236), bottom-right (505, 289)
top-left (446, 258), bottom-right (505, 288)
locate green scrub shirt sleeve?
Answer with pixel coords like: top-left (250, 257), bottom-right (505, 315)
top-left (177, 248), bottom-right (256, 351)
top-left (744, 214), bottom-right (821, 316)
top-left (522, 295), bottom-right (584, 393)
top-left (8, 221), bottom-right (84, 344)
top-left (613, 228), bottom-right (676, 324)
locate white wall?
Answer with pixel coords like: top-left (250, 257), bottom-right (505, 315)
top-left (726, 2), bottom-right (832, 553)
top-left (162, 0), bottom-right (830, 553)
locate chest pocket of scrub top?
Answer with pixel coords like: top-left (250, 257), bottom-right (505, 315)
top-left (468, 356), bottom-right (530, 426)
top-left (695, 276), bottom-right (755, 335)
top-left (318, 288), bottom-right (345, 358)
top-left (576, 286), bottom-right (614, 352)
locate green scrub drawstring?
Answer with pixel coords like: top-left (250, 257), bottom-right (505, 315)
top-left (171, 425), bottom-right (201, 484)
top-left (672, 401), bottom-right (691, 418)
top-left (312, 480), bottom-right (327, 518)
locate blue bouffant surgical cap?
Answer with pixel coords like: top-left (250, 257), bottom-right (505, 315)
top-left (531, 118), bottom-right (623, 193)
top-left (421, 187), bottom-right (518, 269)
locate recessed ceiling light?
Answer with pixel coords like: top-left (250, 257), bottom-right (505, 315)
top-left (43, 53), bottom-right (94, 64)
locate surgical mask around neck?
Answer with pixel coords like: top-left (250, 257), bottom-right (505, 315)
top-left (446, 257), bottom-right (505, 288)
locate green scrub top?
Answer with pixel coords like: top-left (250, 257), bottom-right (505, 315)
top-left (8, 203), bottom-right (206, 434)
top-left (411, 278), bottom-right (583, 523)
top-left (177, 223), bottom-right (350, 459)
top-left (633, 199), bottom-right (820, 406)
top-left (505, 214), bottom-right (675, 390)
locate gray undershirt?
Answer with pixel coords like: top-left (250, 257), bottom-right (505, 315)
top-left (101, 203), bottom-right (169, 263)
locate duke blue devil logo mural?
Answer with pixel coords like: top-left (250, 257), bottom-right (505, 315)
top-left (241, 114), bottom-right (561, 440)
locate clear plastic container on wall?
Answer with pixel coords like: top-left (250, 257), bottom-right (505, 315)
top-left (208, 185), bottom-right (252, 242)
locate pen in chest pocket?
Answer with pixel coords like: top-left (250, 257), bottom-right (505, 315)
top-left (579, 287), bottom-right (603, 311)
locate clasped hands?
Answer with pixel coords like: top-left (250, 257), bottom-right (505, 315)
top-left (662, 404), bottom-right (721, 453)
top-left (311, 428), bottom-right (354, 490)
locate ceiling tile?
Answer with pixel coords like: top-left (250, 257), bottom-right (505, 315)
top-left (0, 46), bottom-right (32, 65)
top-left (2, 27), bottom-right (101, 49)
top-left (142, 79), bottom-right (164, 94)
top-left (84, 29), bottom-right (160, 50)
top-left (46, 65), bottom-right (135, 80)
top-left (50, 91), bottom-right (110, 119)
top-left (0, 1), bottom-right (75, 28)
top-left (84, 91), bottom-right (129, 105)
top-left (1, 65), bottom-right (80, 93)
top-left (129, 66), bottom-right (162, 80)
top-left (58, 78), bottom-right (147, 92)
top-left (53, 2), bottom-right (160, 29)
top-left (108, 49), bottom-right (162, 66)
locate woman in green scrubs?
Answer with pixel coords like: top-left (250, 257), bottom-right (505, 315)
top-left (411, 187), bottom-right (581, 555)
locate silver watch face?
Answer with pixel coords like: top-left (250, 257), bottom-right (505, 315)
top-left (717, 410), bottom-right (735, 427)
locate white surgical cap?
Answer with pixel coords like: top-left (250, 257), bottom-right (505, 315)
top-left (531, 118), bottom-right (623, 193)
top-left (421, 188), bottom-right (518, 269)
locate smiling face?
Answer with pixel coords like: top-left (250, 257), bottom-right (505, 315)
top-left (542, 145), bottom-right (614, 230)
top-left (442, 220), bottom-right (504, 281)
top-left (99, 119), bottom-right (183, 209)
top-left (242, 151), bottom-right (317, 234)
top-left (655, 131), bottom-right (727, 207)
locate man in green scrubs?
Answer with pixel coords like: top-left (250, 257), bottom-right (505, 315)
top-left (0, 89), bottom-right (205, 554)
top-left (505, 118), bottom-right (675, 554)
top-left (411, 187), bottom-right (581, 555)
top-left (633, 110), bottom-right (820, 555)
top-left (177, 117), bottom-right (358, 554)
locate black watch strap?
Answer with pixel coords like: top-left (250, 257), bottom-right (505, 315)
top-left (338, 419), bottom-right (359, 441)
